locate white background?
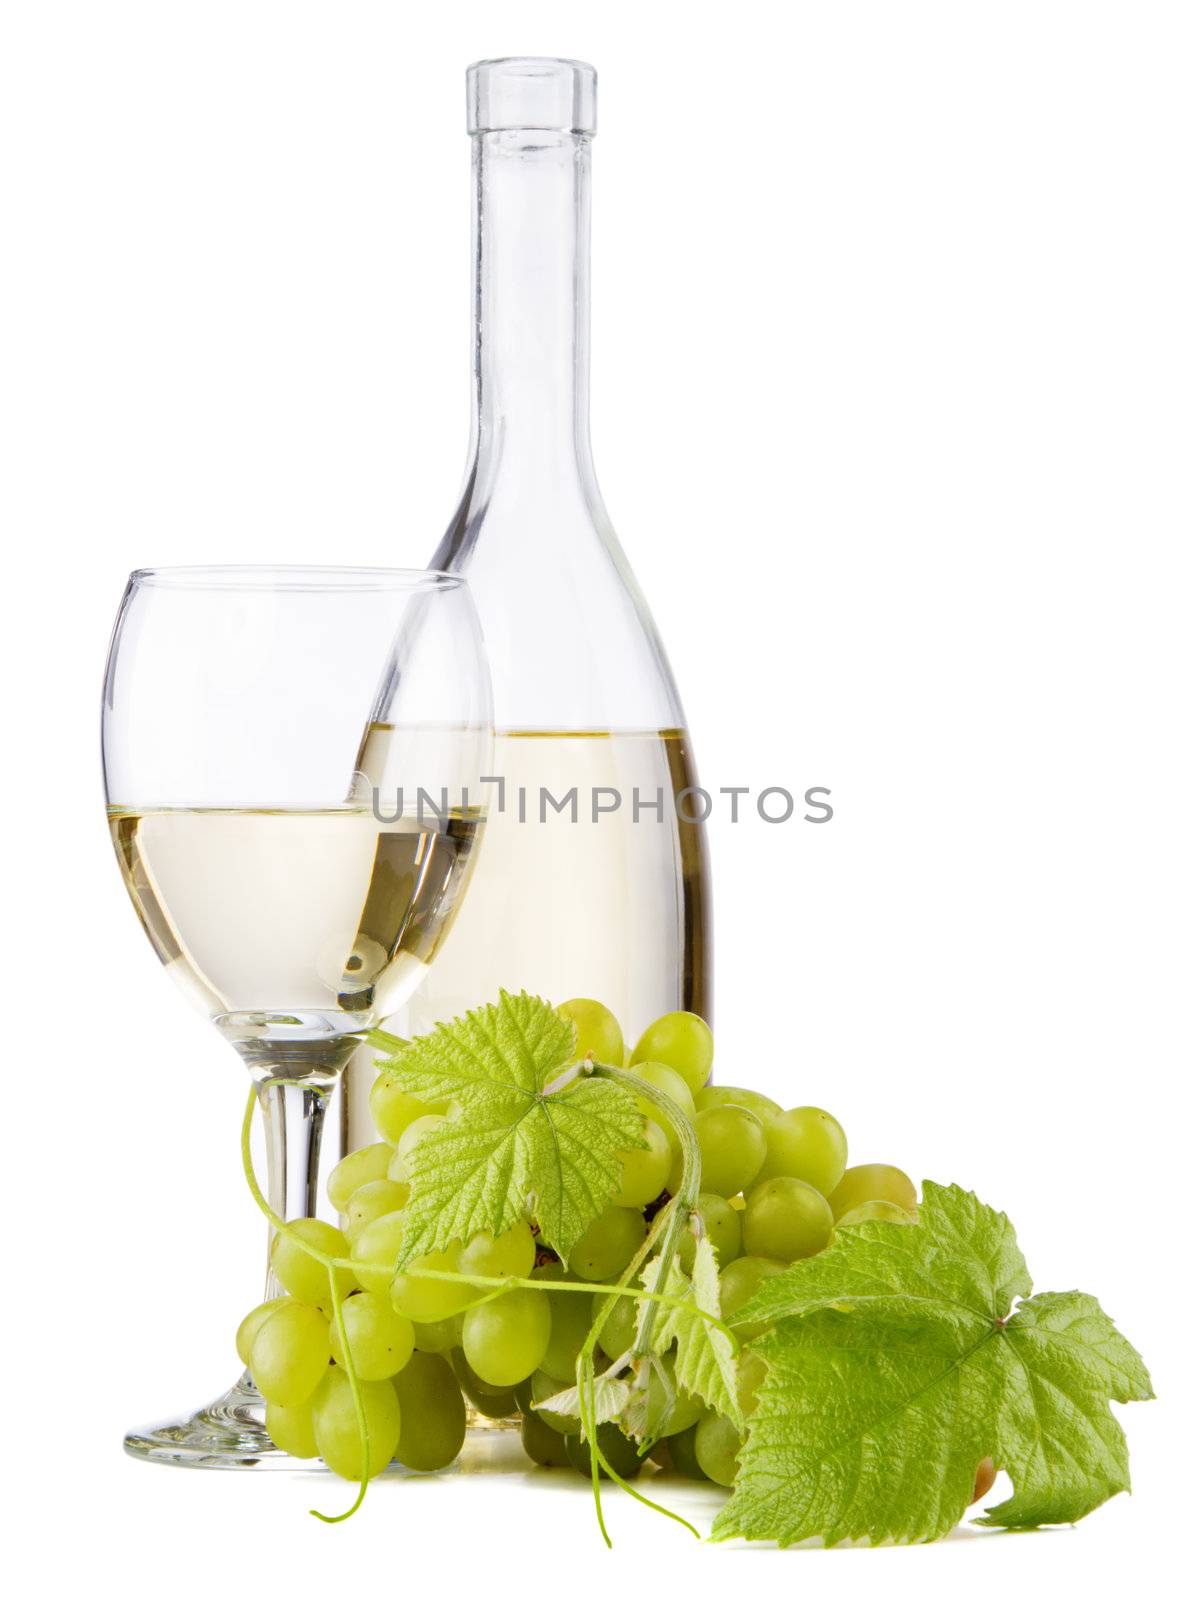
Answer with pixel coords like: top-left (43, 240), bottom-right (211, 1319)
top-left (2, 2), bottom-right (1194, 1595)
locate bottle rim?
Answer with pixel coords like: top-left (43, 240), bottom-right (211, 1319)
top-left (467, 57), bottom-right (597, 136)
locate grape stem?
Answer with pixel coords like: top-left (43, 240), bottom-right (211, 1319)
top-left (557, 1063), bottom-right (705, 1543)
top-left (566, 1207), bottom-right (702, 1543)
top-left (364, 1026), bottom-right (407, 1054)
top-left (586, 1064), bottom-right (703, 1368)
top-left (539, 1058), bottom-right (588, 1098)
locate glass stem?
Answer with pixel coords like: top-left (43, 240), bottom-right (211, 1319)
top-left (256, 1080), bottom-right (331, 1297)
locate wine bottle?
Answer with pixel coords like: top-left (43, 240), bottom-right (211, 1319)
top-left (349, 59), bottom-right (710, 1137)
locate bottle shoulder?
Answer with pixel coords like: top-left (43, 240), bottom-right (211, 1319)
top-left (432, 488), bottom-right (687, 732)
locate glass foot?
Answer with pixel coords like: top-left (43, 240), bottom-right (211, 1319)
top-left (126, 1372), bottom-right (521, 1470)
top-left (124, 1370), bottom-right (309, 1469)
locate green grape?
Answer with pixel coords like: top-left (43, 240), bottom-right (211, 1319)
top-left (630, 1011), bottom-right (714, 1096)
top-left (391, 1351), bottom-right (467, 1471)
top-left (743, 1176), bottom-right (834, 1262)
top-left (755, 1105), bottom-right (848, 1195)
top-left (265, 1398), bottom-right (318, 1458)
top-left (625, 1061), bottom-right (696, 1128)
top-left (565, 1421), bottom-right (644, 1480)
top-left (327, 1143), bottom-right (394, 1214)
top-left (350, 1210), bottom-right (408, 1296)
top-left (694, 1411), bottom-right (743, 1488)
top-left (568, 1204), bottom-right (646, 1281)
top-left (693, 1084), bottom-right (782, 1121)
top-left (679, 1192), bottom-right (743, 1272)
top-left (459, 1221), bottom-right (536, 1282)
top-left (521, 1408), bottom-right (570, 1467)
top-left (235, 1299), bottom-right (284, 1368)
top-left (828, 1163), bottom-right (918, 1221)
top-left (614, 1119), bottom-right (671, 1208)
top-left (312, 1368), bottom-right (401, 1481)
top-left (646, 1358), bottom-right (704, 1437)
top-left (343, 1178), bottom-right (409, 1238)
top-left (736, 1350), bottom-right (769, 1415)
top-left (448, 1347), bottom-right (514, 1397)
top-left (592, 1288), bottom-right (638, 1360)
top-left (369, 1073), bottom-right (446, 1144)
top-left (390, 1244), bottom-right (473, 1323)
top-left (837, 1199), bottom-right (918, 1227)
top-left (412, 1313), bottom-right (463, 1353)
top-left (388, 1113), bottom-right (447, 1182)
top-left (270, 1218), bottom-right (353, 1307)
top-left (462, 1288), bottom-right (552, 1388)
top-left (529, 1368), bottom-right (581, 1435)
top-left (719, 1255), bottom-right (787, 1343)
top-left (663, 1421), bottom-right (708, 1480)
top-left (556, 997), bottom-right (624, 1065)
top-left (538, 1268), bottom-right (594, 1382)
top-left (693, 1105), bottom-right (767, 1198)
top-left (450, 1349), bottom-right (521, 1418)
top-left (249, 1299), bottom-right (331, 1407)
top-left (329, 1291), bottom-right (415, 1381)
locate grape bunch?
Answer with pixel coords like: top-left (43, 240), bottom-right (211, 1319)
top-left (235, 997), bottom-right (918, 1485)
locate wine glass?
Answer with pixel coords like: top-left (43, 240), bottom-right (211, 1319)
top-left (102, 566), bottom-right (492, 1466)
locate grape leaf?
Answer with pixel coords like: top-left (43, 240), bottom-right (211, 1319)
top-left (535, 1374), bottom-right (633, 1427)
top-left (638, 1237), bottom-right (743, 1428)
top-left (373, 990), bottom-right (646, 1266)
top-left (978, 1289), bottom-right (1155, 1529)
top-left (729, 1181), bottom-right (1032, 1327)
top-left (712, 1182), bottom-right (1153, 1547)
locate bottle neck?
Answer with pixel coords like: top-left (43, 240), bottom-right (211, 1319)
top-left (469, 129), bottom-right (595, 495)
top-left (435, 100), bottom-right (687, 735)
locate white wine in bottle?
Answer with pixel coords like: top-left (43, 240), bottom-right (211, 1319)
top-left (355, 726), bottom-right (708, 1031)
top-left (348, 59), bottom-right (710, 1141)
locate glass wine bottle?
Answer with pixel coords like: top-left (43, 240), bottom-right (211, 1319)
top-left (349, 58), bottom-right (710, 1136)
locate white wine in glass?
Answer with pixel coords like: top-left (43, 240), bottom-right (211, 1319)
top-left (109, 806), bottom-right (481, 1062)
top-left (102, 566), bottom-right (491, 1466)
